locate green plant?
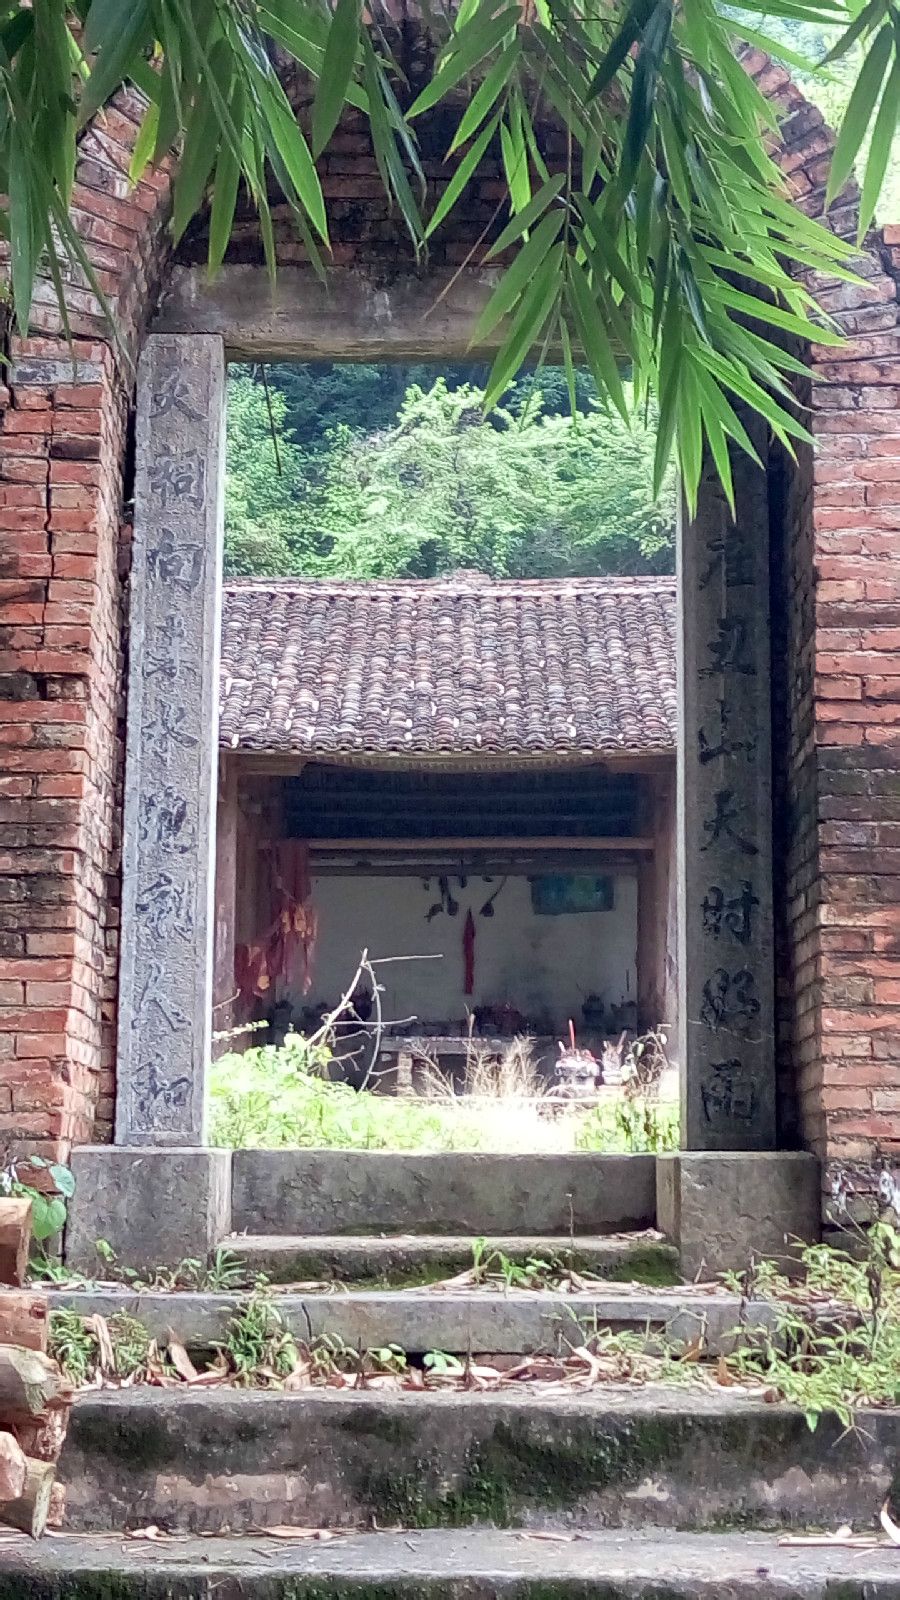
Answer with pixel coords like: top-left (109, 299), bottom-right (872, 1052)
top-left (48, 1308), bottom-right (96, 1388)
top-left (576, 1098), bottom-right (679, 1155)
top-left (2, 0), bottom-right (895, 515)
top-left (210, 1038), bottom-right (680, 1154)
top-left (222, 1288), bottom-right (300, 1385)
top-left (49, 1308), bottom-right (152, 1384)
top-left (0, 1157), bottom-right (74, 1245)
top-left (424, 1350), bottom-right (465, 1377)
top-left (722, 1223), bottom-right (900, 1429)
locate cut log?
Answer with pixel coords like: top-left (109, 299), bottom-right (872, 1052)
top-left (0, 1432), bottom-right (26, 1501)
top-left (0, 1346), bottom-right (64, 1418)
top-left (12, 1405), bottom-right (70, 1464)
top-left (0, 1457), bottom-right (55, 1537)
top-left (46, 1480), bottom-right (65, 1529)
top-left (0, 1200), bottom-right (32, 1288)
top-left (0, 1291), bottom-right (48, 1353)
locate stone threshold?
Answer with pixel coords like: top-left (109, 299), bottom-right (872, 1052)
top-left (48, 1284), bottom-right (771, 1355)
top-left (3, 1528), bottom-right (900, 1597)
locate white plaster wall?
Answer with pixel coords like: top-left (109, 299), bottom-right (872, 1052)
top-left (297, 872), bottom-right (637, 1028)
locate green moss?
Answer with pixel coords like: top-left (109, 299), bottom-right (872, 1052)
top-left (338, 1407), bottom-right (418, 1446)
top-left (70, 1410), bottom-right (175, 1474)
top-left (356, 1414), bottom-right (693, 1529)
top-left (601, 1245), bottom-right (681, 1287)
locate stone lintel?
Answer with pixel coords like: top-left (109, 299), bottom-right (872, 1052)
top-left (65, 1146), bottom-right (232, 1275)
top-left (657, 1151), bottom-right (820, 1279)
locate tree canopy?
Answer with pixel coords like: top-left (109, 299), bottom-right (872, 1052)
top-left (224, 366), bottom-right (676, 580)
top-left (3, 0), bottom-right (899, 510)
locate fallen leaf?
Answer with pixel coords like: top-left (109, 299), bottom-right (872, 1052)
top-left (880, 1501), bottom-right (900, 1546)
top-left (716, 1355), bottom-right (737, 1387)
top-left (519, 1531), bottom-right (577, 1543)
top-left (89, 1314), bottom-right (115, 1375)
top-left (166, 1334), bottom-right (198, 1384)
top-left (260, 1527), bottom-right (338, 1542)
top-left (127, 1526), bottom-right (168, 1542)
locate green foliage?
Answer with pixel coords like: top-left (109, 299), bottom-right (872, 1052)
top-left (209, 1037), bottom-right (679, 1153)
top-left (222, 1287), bottom-right (300, 1385)
top-left (49, 1307), bottom-right (152, 1384)
top-left (722, 1224), bottom-right (900, 1428)
top-left (1, 0), bottom-right (896, 507)
top-left (576, 1098), bottom-right (679, 1154)
top-left (0, 1155), bottom-right (74, 1244)
top-left (225, 370), bottom-right (676, 579)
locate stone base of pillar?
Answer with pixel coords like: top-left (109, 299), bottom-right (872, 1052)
top-left (65, 1147), bottom-right (232, 1275)
top-left (657, 1151), bottom-right (820, 1280)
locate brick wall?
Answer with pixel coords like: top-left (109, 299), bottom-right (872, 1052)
top-left (739, 53), bottom-right (900, 1198)
top-left (0, 92), bottom-right (173, 1167)
top-left (0, 52), bottom-right (897, 1197)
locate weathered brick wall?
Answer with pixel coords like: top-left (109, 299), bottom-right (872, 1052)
top-left (0, 93), bottom-right (173, 1167)
top-left (0, 52), bottom-right (897, 1196)
top-left (739, 53), bottom-right (900, 1196)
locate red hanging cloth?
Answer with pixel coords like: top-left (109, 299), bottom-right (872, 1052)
top-left (463, 909), bottom-right (476, 996)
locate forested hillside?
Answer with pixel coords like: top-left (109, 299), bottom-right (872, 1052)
top-left (224, 365), bottom-right (677, 580)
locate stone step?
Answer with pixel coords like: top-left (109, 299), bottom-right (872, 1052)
top-left (226, 1231), bottom-right (679, 1285)
top-left (49, 1284), bottom-right (769, 1357)
top-left (4, 1529), bottom-right (900, 1597)
top-left (57, 1386), bottom-right (899, 1535)
top-left (232, 1150), bottom-right (656, 1236)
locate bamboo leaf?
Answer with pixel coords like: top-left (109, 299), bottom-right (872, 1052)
top-left (80, 0), bottom-right (151, 123)
top-left (858, 51), bottom-right (900, 236)
top-left (826, 22), bottom-right (893, 205)
top-left (473, 206), bottom-right (565, 341)
top-left (449, 40), bottom-right (518, 153)
top-left (408, 6), bottom-right (520, 118)
top-left (483, 245), bottom-right (563, 408)
top-left (567, 255), bottom-right (629, 420)
top-left (485, 173), bottom-right (566, 259)
top-left (425, 111), bottom-right (500, 239)
top-left (312, 0), bottom-right (361, 157)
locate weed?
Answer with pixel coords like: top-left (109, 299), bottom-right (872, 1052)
top-left (49, 1308), bottom-right (96, 1386)
top-left (222, 1287), bottom-right (300, 1384)
top-left (49, 1308), bottom-right (152, 1384)
top-left (723, 1222), bottom-right (900, 1429)
top-left (0, 1156), bottom-right (74, 1244)
top-left (89, 1241), bottom-right (250, 1294)
top-left (208, 1039), bottom-right (681, 1153)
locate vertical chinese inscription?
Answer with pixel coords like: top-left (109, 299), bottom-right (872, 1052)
top-left (677, 414), bottom-right (776, 1150)
top-left (116, 336), bottom-right (226, 1146)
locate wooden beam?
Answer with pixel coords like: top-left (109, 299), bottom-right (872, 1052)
top-left (154, 264), bottom-right (508, 364)
top-left (306, 836), bottom-right (654, 852)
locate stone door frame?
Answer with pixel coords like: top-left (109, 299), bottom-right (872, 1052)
top-left (118, 271), bottom-right (782, 1154)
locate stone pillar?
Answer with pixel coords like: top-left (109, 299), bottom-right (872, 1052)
top-left (677, 423), bottom-right (776, 1151)
top-left (116, 334), bottom-right (226, 1147)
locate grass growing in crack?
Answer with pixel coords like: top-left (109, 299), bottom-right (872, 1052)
top-left (221, 1287), bottom-right (302, 1384)
top-left (49, 1308), bottom-right (152, 1384)
top-left (721, 1222), bottom-right (900, 1429)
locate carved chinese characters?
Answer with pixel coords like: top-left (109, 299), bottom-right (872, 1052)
top-left (677, 419), bottom-right (776, 1150)
top-left (116, 336), bottom-right (226, 1146)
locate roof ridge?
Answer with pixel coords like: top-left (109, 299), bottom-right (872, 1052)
top-left (222, 574), bottom-right (677, 592)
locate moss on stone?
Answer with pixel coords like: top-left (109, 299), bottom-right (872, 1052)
top-left (355, 1413), bottom-right (695, 1529)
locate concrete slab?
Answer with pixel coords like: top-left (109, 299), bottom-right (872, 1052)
top-left (58, 1385), bottom-right (900, 1534)
top-left (225, 1231), bottom-right (680, 1285)
top-left (65, 1146), bottom-right (232, 1274)
top-left (47, 1285), bottom-right (773, 1356)
top-left (3, 1528), bottom-right (900, 1598)
top-left (232, 1150), bottom-right (657, 1236)
top-left (657, 1151), bottom-right (820, 1279)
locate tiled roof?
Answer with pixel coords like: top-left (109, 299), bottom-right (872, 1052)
top-left (219, 576), bottom-right (677, 758)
